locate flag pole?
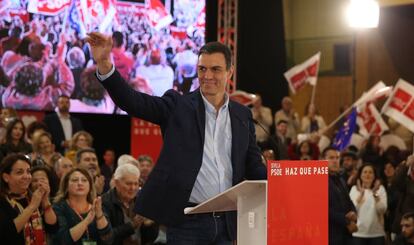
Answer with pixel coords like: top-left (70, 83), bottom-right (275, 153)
top-left (310, 82), bottom-right (317, 105)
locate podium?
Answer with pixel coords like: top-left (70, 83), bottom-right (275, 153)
top-left (184, 180), bottom-right (267, 245)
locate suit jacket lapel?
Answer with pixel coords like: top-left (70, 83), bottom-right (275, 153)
top-left (190, 90), bottom-right (205, 144)
top-left (229, 102), bottom-right (241, 184)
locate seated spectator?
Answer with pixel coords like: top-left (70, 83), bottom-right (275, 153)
top-left (30, 131), bottom-right (58, 168)
top-left (350, 163), bottom-right (387, 244)
top-left (76, 148), bottom-right (105, 195)
top-left (383, 161), bottom-right (400, 243)
top-left (393, 212), bottom-right (414, 245)
top-left (301, 103), bottom-right (326, 134)
top-left (137, 155), bottom-right (154, 188)
top-left (65, 130), bottom-right (94, 164)
top-left (252, 94), bottom-right (273, 146)
top-left (274, 97), bottom-right (300, 143)
top-left (0, 118), bottom-right (32, 162)
top-left (340, 150), bottom-right (359, 188)
top-left (0, 107), bottom-right (17, 144)
top-left (288, 139), bottom-right (319, 160)
top-left (53, 156), bottom-right (74, 181)
top-left (0, 153), bottom-right (58, 244)
top-left (26, 121), bottom-right (48, 144)
top-left (100, 148), bottom-right (116, 192)
top-left (102, 164), bottom-right (158, 245)
top-left (52, 167), bottom-right (113, 245)
top-left (392, 155), bottom-right (414, 236)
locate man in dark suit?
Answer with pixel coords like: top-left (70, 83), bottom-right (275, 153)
top-left (43, 95), bottom-right (83, 154)
top-left (86, 33), bottom-right (267, 244)
top-left (324, 146), bottom-right (357, 245)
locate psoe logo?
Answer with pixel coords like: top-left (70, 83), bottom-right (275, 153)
top-left (270, 162), bottom-right (282, 176)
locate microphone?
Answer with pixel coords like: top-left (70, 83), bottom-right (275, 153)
top-left (233, 114), bottom-right (282, 161)
top-left (250, 118), bottom-right (284, 160)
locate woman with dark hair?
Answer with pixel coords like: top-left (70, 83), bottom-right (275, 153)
top-left (52, 167), bottom-right (113, 245)
top-left (350, 163), bottom-right (387, 245)
top-left (0, 118), bottom-right (32, 161)
top-left (0, 153), bottom-right (58, 244)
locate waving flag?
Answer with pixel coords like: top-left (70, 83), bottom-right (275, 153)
top-left (355, 81), bottom-right (393, 108)
top-left (357, 103), bottom-right (388, 136)
top-left (332, 107), bottom-right (357, 151)
top-left (284, 52), bottom-right (320, 94)
top-left (27, 0), bottom-right (71, 16)
top-left (146, 0), bottom-right (173, 31)
top-left (229, 90), bottom-right (258, 106)
top-left (382, 79), bottom-right (414, 133)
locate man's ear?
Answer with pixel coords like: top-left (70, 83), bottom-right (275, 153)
top-left (227, 65), bottom-right (234, 80)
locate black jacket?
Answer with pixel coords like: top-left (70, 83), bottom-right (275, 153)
top-left (43, 112), bottom-right (83, 154)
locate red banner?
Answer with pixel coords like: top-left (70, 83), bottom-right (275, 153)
top-left (267, 160), bottom-right (328, 245)
top-left (130, 118), bottom-right (162, 163)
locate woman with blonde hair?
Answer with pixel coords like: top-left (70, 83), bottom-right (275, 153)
top-left (52, 167), bottom-right (113, 245)
top-left (65, 131), bottom-right (93, 164)
top-left (30, 131), bottom-right (59, 168)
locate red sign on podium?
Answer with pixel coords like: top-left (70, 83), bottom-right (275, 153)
top-left (267, 160), bottom-right (328, 245)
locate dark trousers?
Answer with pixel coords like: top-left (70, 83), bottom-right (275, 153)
top-left (352, 236), bottom-right (385, 245)
top-left (166, 212), bottom-right (233, 245)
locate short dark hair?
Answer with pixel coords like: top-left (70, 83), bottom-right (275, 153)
top-left (76, 147), bottom-right (96, 164)
top-left (402, 212), bottom-right (414, 221)
top-left (322, 146), bottom-right (338, 159)
top-left (198, 42), bottom-right (232, 70)
top-left (26, 121), bottom-right (48, 139)
top-left (277, 119), bottom-right (288, 126)
top-left (112, 31), bottom-right (124, 48)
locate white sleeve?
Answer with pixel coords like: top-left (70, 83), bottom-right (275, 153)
top-left (96, 65), bottom-right (115, 81)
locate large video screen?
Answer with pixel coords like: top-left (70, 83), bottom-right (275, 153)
top-left (0, 0), bottom-right (205, 114)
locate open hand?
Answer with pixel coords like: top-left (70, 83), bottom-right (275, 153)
top-left (85, 32), bottom-right (113, 65)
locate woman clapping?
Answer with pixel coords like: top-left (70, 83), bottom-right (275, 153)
top-left (0, 153), bottom-right (58, 245)
top-left (52, 168), bottom-right (113, 245)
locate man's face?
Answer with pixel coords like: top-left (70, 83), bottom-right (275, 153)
top-left (103, 150), bottom-right (115, 166)
top-left (57, 96), bottom-right (70, 113)
top-left (325, 149), bottom-right (340, 173)
top-left (115, 173), bottom-right (140, 202)
top-left (282, 99), bottom-right (292, 112)
top-left (197, 53), bottom-right (233, 98)
top-left (78, 152), bottom-right (99, 178)
top-left (56, 157), bottom-right (73, 179)
top-left (276, 122), bottom-right (288, 136)
top-left (139, 160), bottom-right (153, 180)
top-left (401, 218), bottom-right (414, 240)
top-left (341, 156), bottom-right (355, 171)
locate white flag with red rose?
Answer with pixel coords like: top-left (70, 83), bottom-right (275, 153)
top-left (381, 79), bottom-right (414, 133)
top-left (357, 103), bottom-right (389, 137)
top-left (146, 0), bottom-right (173, 31)
top-left (355, 81), bottom-right (393, 108)
top-left (27, 0), bottom-right (71, 16)
top-left (284, 52), bottom-right (320, 94)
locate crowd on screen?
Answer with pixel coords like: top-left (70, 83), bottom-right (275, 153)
top-left (0, 3), bottom-right (203, 113)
